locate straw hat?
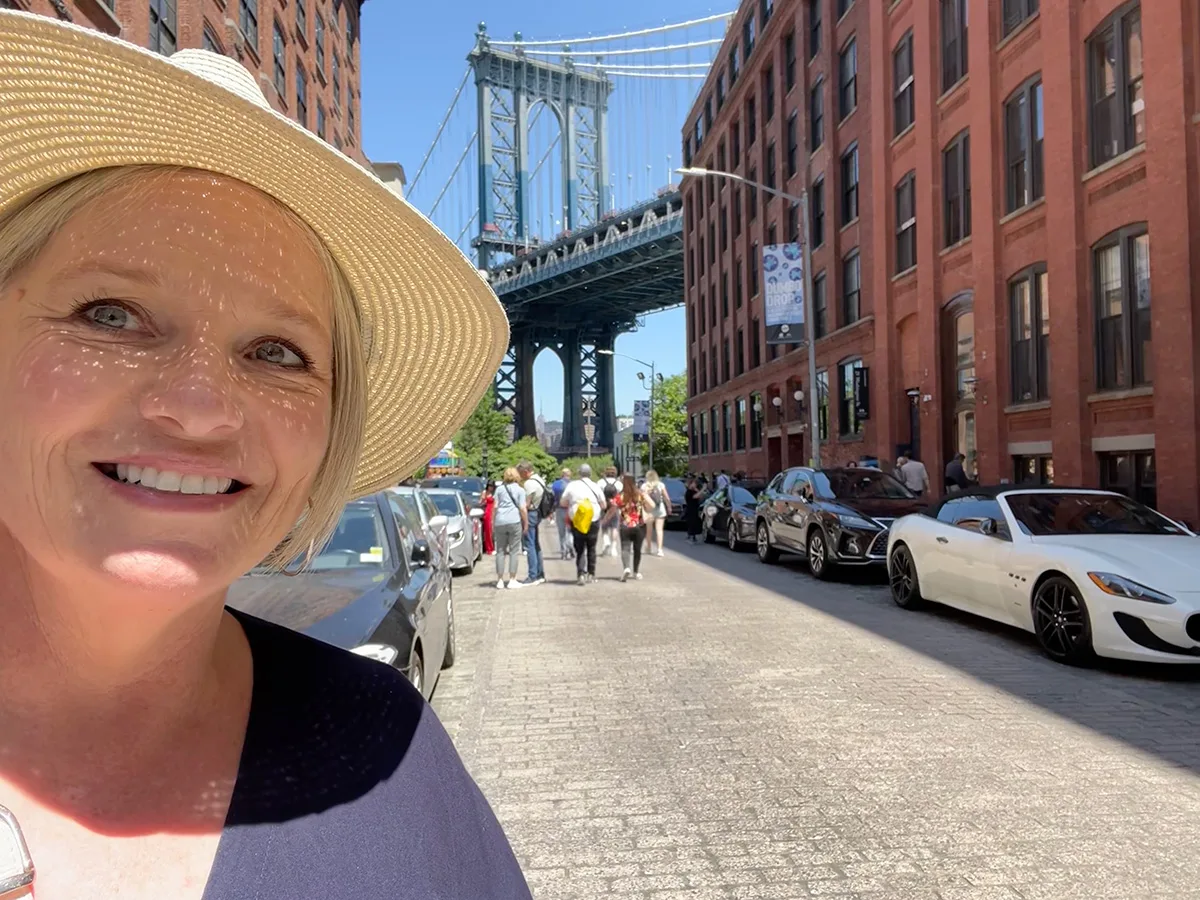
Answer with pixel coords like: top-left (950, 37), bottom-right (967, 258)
top-left (0, 10), bottom-right (509, 498)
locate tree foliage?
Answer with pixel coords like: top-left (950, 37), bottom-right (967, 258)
top-left (451, 386), bottom-right (512, 476)
top-left (640, 372), bottom-right (689, 476)
top-left (487, 437), bottom-right (559, 481)
top-left (558, 454), bottom-right (617, 479)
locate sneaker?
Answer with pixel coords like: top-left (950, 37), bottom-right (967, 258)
top-left (536, 576), bottom-right (547, 584)
top-left (656, 550), bottom-right (665, 558)
top-left (635, 572), bottom-right (644, 580)
top-left (621, 568), bottom-right (630, 582)
top-left (495, 579), bottom-right (505, 590)
top-left (576, 574), bottom-right (586, 586)
top-left (508, 580), bottom-right (525, 589)
top-left (519, 577), bottom-right (537, 586)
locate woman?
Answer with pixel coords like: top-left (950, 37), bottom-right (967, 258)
top-left (642, 470), bottom-right (673, 556)
top-left (481, 481), bottom-right (497, 555)
top-left (684, 478), bottom-right (705, 543)
top-left (492, 468), bottom-right (528, 589)
top-left (0, 14), bottom-right (530, 900)
top-left (604, 475), bottom-right (654, 581)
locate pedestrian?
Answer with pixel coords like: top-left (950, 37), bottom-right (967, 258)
top-left (492, 468), bottom-right (528, 589)
top-left (0, 13), bottom-right (531, 897)
top-left (550, 467), bottom-right (574, 559)
top-left (517, 461), bottom-right (547, 585)
top-left (560, 463), bottom-right (607, 584)
top-left (895, 454), bottom-right (930, 497)
top-left (642, 470), bottom-right (672, 556)
top-left (945, 452), bottom-right (971, 494)
top-left (716, 469), bottom-right (731, 490)
top-left (608, 474), bottom-right (654, 581)
top-left (598, 465), bottom-right (622, 558)
top-left (481, 481), bottom-right (497, 555)
top-left (684, 478), bottom-right (704, 543)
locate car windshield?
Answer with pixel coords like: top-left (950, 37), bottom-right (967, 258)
top-left (430, 477), bottom-right (484, 494)
top-left (1005, 492), bottom-right (1188, 536)
top-left (663, 478), bottom-right (686, 496)
top-left (303, 503), bottom-right (389, 571)
top-left (430, 493), bottom-right (462, 516)
top-left (813, 469), bottom-right (915, 500)
top-left (730, 486), bottom-right (759, 506)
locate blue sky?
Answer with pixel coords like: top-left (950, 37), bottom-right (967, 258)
top-left (359, 2), bottom-right (731, 421)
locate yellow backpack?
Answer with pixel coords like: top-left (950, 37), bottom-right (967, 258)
top-left (572, 495), bottom-right (595, 533)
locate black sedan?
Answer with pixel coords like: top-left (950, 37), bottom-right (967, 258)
top-left (227, 491), bottom-right (455, 699)
top-left (755, 467), bottom-right (925, 579)
top-left (662, 477), bottom-right (688, 526)
top-left (701, 484), bottom-right (764, 550)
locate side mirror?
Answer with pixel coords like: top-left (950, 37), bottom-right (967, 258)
top-left (428, 514), bottom-right (449, 531)
top-left (979, 517), bottom-right (998, 537)
top-left (469, 508), bottom-right (485, 519)
top-left (411, 540), bottom-right (432, 567)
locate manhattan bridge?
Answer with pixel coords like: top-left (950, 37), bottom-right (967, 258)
top-left (406, 13), bottom-right (732, 454)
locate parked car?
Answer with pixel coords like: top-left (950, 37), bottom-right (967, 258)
top-left (389, 485), bottom-right (452, 575)
top-left (755, 467), bottom-right (925, 579)
top-left (661, 477), bottom-right (688, 526)
top-left (227, 492), bottom-right (455, 698)
top-left (425, 487), bottom-right (484, 575)
top-left (887, 487), bottom-right (1200, 665)
top-left (702, 483), bottom-right (765, 550)
top-left (422, 475), bottom-right (487, 511)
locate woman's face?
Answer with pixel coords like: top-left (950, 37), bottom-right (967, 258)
top-left (0, 171), bottom-right (335, 597)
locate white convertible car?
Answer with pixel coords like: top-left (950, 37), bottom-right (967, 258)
top-left (886, 487), bottom-right (1200, 665)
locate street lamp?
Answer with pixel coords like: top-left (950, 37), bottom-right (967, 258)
top-left (677, 165), bottom-right (821, 468)
top-left (598, 349), bottom-right (661, 472)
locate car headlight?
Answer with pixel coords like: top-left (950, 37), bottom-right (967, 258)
top-left (1087, 572), bottom-right (1176, 605)
top-left (350, 643), bottom-right (400, 664)
top-left (836, 513), bottom-right (877, 530)
top-left (448, 527), bottom-right (465, 545)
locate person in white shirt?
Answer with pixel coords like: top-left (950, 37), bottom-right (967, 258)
top-left (559, 463), bottom-right (607, 585)
top-left (716, 470), bottom-right (731, 490)
top-left (895, 454), bottom-right (930, 497)
top-left (597, 465), bottom-right (622, 558)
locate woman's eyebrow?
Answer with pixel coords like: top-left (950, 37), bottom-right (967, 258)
top-left (48, 259), bottom-right (162, 288)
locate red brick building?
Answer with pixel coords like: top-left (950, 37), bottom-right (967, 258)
top-left (6, 0), bottom-right (366, 164)
top-left (683, 0), bottom-right (1200, 525)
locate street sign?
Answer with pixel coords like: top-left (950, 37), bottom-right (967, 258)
top-left (584, 423), bottom-right (596, 442)
top-left (632, 399), bottom-right (650, 440)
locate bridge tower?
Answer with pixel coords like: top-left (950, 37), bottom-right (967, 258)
top-left (469, 24), bottom-right (618, 452)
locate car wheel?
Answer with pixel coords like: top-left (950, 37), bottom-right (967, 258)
top-left (726, 523), bottom-right (740, 551)
top-left (407, 648), bottom-right (425, 696)
top-left (888, 543), bottom-right (925, 610)
top-left (807, 528), bottom-right (834, 580)
top-left (458, 554), bottom-right (474, 576)
top-left (442, 593), bottom-right (456, 669)
top-left (703, 521), bottom-right (715, 544)
top-left (1032, 576), bottom-right (1094, 666)
top-left (756, 522), bottom-right (780, 564)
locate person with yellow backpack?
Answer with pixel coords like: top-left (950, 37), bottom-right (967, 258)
top-left (559, 463), bottom-right (608, 585)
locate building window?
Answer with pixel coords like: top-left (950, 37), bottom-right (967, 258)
top-left (1094, 225), bottom-right (1151, 390)
top-left (721, 271), bottom-right (729, 318)
top-left (1003, 0), bottom-right (1038, 37)
top-left (1088, 3), bottom-right (1143, 169)
top-left (809, 0), bottom-right (822, 59)
top-left (317, 102), bottom-right (326, 140)
top-left (743, 13), bottom-right (756, 58)
top-left (735, 398), bottom-right (747, 450)
top-left (842, 251), bottom-right (860, 325)
top-left (784, 31), bottom-right (796, 91)
top-left (711, 352), bottom-right (719, 388)
top-left (736, 328), bottom-right (745, 376)
top-left (747, 166), bottom-right (757, 222)
top-left (943, 131), bottom-right (971, 247)
top-left (761, 0), bottom-right (774, 23)
top-left (765, 143), bottom-right (777, 194)
top-left (733, 188), bottom-right (742, 237)
top-left (838, 39), bottom-right (857, 120)
top-left (1014, 454), bottom-right (1054, 485)
top-left (315, 12), bottom-right (326, 77)
top-left (720, 205), bottom-right (728, 251)
top-left (813, 271), bottom-right (827, 338)
top-left (812, 177), bottom-right (825, 247)
top-left (837, 0), bottom-right (852, 16)
top-left (751, 317), bottom-right (761, 368)
top-left (840, 144), bottom-right (858, 225)
top-left (296, 64), bottom-right (307, 127)
top-left (296, 0), bottom-right (307, 39)
top-left (816, 371), bottom-right (830, 439)
top-left (710, 407), bottom-right (719, 453)
top-left (333, 54), bottom-right (341, 110)
top-left (786, 203), bottom-right (799, 244)
top-left (1098, 450), bottom-right (1156, 508)
top-left (1010, 265), bottom-right (1050, 403)
top-left (688, 251), bottom-right (695, 288)
top-left (690, 414), bottom-right (699, 456)
top-left (941, 0), bottom-right (968, 92)
top-left (746, 96), bottom-right (757, 145)
top-left (239, 0), bottom-right (259, 52)
top-left (729, 42), bottom-right (740, 84)
top-left (700, 412), bottom-right (709, 454)
top-left (750, 242), bottom-right (759, 295)
top-left (722, 402), bottom-right (732, 452)
top-left (750, 392), bottom-right (764, 448)
top-left (809, 79), bottom-right (825, 150)
top-left (717, 71), bottom-right (726, 110)
top-left (709, 223), bottom-right (716, 264)
top-left (272, 21), bottom-right (287, 98)
top-left (838, 359), bottom-right (864, 435)
top-left (722, 338), bottom-right (731, 382)
top-left (895, 172), bottom-right (916, 273)
top-left (203, 23), bottom-right (224, 53)
top-left (731, 121), bottom-right (741, 168)
top-left (786, 112), bottom-right (798, 178)
top-left (149, 0), bottom-right (178, 55)
top-left (764, 65), bottom-right (775, 122)
top-left (893, 31), bottom-right (914, 135)
top-left (1005, 77), bottom-right (1044, 213)
top-left (735, 258), bottom-right (744, 307)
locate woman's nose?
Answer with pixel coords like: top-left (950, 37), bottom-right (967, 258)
top-left (138, 349), bottom-right (245, 438)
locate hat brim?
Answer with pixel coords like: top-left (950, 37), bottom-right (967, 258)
top-left (0, 11), bottom-right (508, 498)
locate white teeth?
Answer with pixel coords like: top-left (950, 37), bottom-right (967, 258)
top-left (112, 466), bottom-right (237, 495)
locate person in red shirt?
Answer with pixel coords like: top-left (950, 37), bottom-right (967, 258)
top-left (604, 475), bottom-right (656, 582)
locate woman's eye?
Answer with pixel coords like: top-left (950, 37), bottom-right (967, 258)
top-left (253, 340), bottom-right (307, 368)
top-left (83, 303), bottom-right (140, 330)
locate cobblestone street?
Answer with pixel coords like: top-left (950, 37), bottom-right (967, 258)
top-left (432, 525), bottom-right (1200, 900)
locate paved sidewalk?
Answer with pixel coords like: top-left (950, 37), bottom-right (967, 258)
top-left (433, 524), bottom-right (1200, 900)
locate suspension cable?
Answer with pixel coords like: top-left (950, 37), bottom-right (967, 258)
top-left (573, 60), bottom-right (713, 70)
top-left (515, 38), bottom-right (725, 57)
top-left (428, 132), bottom-right (478, 217)
top-left (408, 68), bottom-right (471, 195)
top-left (487, 13), bottom-right (732, 46)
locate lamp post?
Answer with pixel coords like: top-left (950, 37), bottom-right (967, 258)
top-left (677, 166), bottom-right (821, 468)
top-left (598, 349), bottom-right (662, 472)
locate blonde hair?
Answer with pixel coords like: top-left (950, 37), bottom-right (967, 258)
top-left (0, 165), bottom-right (367, 569)
top-left (501, 466), bottom-right (520, 485)
top-left (644, 469), bottom-right (661, 485)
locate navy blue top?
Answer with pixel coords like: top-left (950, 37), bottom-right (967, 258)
top-left (203, 609), bottom-right (531, 900)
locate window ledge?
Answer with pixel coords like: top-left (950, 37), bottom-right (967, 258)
top-left (1004, 400), bottom-right (1051, 414)
top-left (1087, 386), bottom-right (1153, 403)
top-left (840, 216), bottom-right (860, 233)
top-left (890, 122), bottom-right (915, 146)
top-left (1083, 144), bottom-right (1145, 182)
top-left (76, 0), bottom-right (122, 35)
top-left (838, 106), bottom-right (859, 129)
top-left (996, 12), bottom-right (1040, 52)
top-left (937, 75), bottom-right (969, 106)
top-left (939, 235), bottom-right (973, 256)
top-left (838, 435), bottom-right (865, 444)
top-left (891, 265), bottom-right (917, 282)
top-left (999, 196), bottom-right (1045, 225)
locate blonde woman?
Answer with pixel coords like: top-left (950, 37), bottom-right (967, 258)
top-left (493, 467), bottom-right (528, 588)
top-left (642, 470), bottom-right (673, 556)
top-left (0, 13), bottom-right (529, 899)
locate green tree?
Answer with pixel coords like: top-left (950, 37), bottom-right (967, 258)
top-left (452, 386), bottom-right (512, 476)
top-left (558, 454), bottom-right (616, 478)
top-left (489, 436), bottom-right (558, 481)
top-left (640, 372), bottom-right (689, 476)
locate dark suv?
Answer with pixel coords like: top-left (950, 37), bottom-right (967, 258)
top-left (755, 467), bottom-right (925, 579)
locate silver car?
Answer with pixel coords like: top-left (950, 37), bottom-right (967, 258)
top-left (424, 488), bottom-right (484, 575)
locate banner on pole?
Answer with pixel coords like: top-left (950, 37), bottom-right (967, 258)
top-left (763, 242), bottom-right (806, 345)
top-left (632, 400), bottom-right (650, 440)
